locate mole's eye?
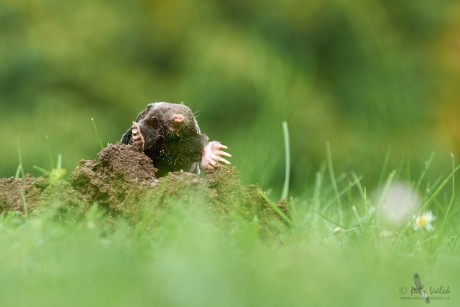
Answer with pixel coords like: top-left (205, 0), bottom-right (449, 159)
top-left (148, 116), bottom-right (161, 128)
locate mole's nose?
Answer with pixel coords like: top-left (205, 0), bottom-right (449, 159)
top-left (173, 114), bottom-right (184, 123)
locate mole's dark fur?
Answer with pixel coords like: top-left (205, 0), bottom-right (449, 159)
top-left (121, 102), bottom-right (209, 177)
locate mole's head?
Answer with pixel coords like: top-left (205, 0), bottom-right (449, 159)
top-left (144, 102), bottom-right (200, 137)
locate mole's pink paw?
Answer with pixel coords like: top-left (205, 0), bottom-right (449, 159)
top-left (200, 141), bottom-right (232, 170)
top-left (131, 122), bottom-right (145, 152)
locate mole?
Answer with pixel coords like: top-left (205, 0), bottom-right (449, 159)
top-left (121, 102), bottom-right (231, 177)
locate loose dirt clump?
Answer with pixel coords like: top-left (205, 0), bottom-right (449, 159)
top-left (0, 176), bottom-right (48, 213)
top-left (70, 143), bottom-right (156, 221)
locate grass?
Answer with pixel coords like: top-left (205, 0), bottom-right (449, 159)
top-left (0, 150), bottom-right (459, 307)
top-left (280, 121), bottom-right (290, 201)
top-left (91, 117), bottom-right (105, 151)
top-left (15, 141), bottom-right (25, 179)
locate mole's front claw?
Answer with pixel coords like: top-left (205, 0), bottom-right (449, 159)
top-left (200, 141), bottom-right (232, 171)
top-left (131, 122), bottom-right (145, 152)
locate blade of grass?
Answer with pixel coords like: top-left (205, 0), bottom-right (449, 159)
top-left (421, 163), bottom-right (460, 212)
top-left (16, 141), bottom-right (25, 178)
top-left (259, 190), bottom-right (293, 227)
top-left (15, 165), bottom-right (23, 179)
top-left (377, 146), bottom-right (392, 188)
top-left (280, 121), bottom-right (290, 201)
top-left (326, 143), bottom-right (343, 223)
top-left (91, 117), bottom-right (104, 150)
top-left (33, 165), bottom-right (51, 175)
top-left (351, 172), bottom-right (367, 214)
top-left (415, 153), bottom-right (435, 190)
top-left (57, 154), bottom-right (62, 170)
top-left (424, 175), bottom-right (443, 198)
top-left (376, 170), bottom-right (396, 207)
top-left (441, 153), bottom-right (456, 228)
top-left (315, 210), bottom-right (346, 229)
top-left (322, 178), bottom-right (361, 212)
top-left (363, 170), bottom-right (396, 228)
top-left (318, 173), bottom-right (347, 202)
top-left (313, 163), bottom-right (326, 212)
top-left (352, 205), bottom-right (364, 230)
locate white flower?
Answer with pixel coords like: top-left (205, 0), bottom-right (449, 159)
top-left (414, 211), bottom-right (436, 231)
top-left (376, 182), bottom-right (421, 227)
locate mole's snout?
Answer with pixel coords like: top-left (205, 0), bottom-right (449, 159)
top-left (172, 114), bottom-right (184, 123)
top-left (170, 113), bottom-right (185, 133)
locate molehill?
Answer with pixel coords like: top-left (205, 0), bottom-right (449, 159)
top-left (0, 144), bottom-right (287, 227)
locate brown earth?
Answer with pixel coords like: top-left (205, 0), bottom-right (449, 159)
top-left (70, 144), bottom-right (157, 221)
top-left (0, 143), bottom-right (288, 228)
top-left (0, 175), bottom-right (48, 213)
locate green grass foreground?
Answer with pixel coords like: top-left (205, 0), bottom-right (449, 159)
top-left (1, 165), bottom-right (459, 307)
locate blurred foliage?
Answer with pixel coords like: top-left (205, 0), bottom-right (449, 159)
top-left (1, 0), bottom-right (460, 196)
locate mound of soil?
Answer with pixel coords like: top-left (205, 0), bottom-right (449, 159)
top-left (70, 144), bottom-right (157, 220)
top-left (0, 144), bottom-right (288, 228)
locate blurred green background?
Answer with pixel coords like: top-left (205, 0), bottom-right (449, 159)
top-left (1, 0), bottom-right (460, 195)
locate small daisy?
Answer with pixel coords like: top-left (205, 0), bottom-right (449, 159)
top-left (414, 211), bottom-right (436, 231)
